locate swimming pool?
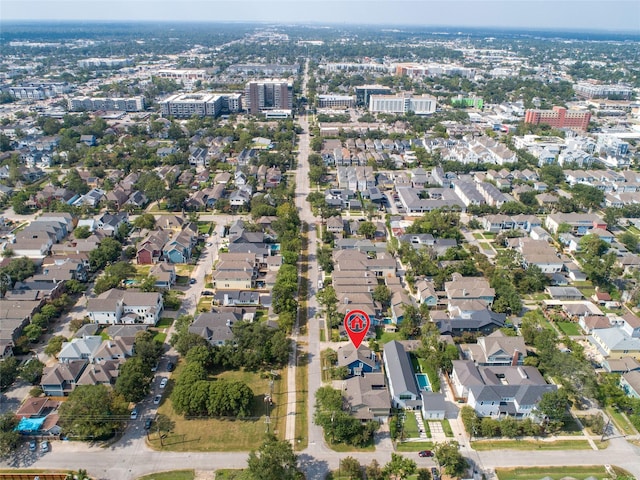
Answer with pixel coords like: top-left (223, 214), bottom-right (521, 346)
top-left (415, 373), bottom-right (431, 391)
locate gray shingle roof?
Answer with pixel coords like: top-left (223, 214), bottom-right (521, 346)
top-left (384, 340), bottom-right (419, 397)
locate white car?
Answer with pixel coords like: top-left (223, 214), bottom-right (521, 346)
top-left (153, 395), bottom-right (162, 405)
top-left (159, 378), bottom-right (168, 389)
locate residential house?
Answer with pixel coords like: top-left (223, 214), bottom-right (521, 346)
top-left (86, 289), bottom-right (163, 325)
top-left (415, 279), bottom-right (438, 306)
top-left (149, 263), bottom-right (176, 289)
top-left (163, 229), bottom-right (196, 264)
top-left (40, 360), bottom-right (88, 396)
top-left (383, 341), bottom-right (421, 409)
top-left (337, 345), bottom-right (379, 377)
top-left (421, 392), bottom-right (447, 420)
top-left (57, 335), bottom-right (103, 363)
top-left (188, 311), bottom-right (242, 346)
top-left (136, 231), bottom-right (170, 265)
top-left (621, 371), bottom-right (640, 399)
top-left (343, 373), bottom-right (391, 422)
top-left (450, 360), bottom-right (556, 418)
top-left (461, 330), bottom-right (526, 366)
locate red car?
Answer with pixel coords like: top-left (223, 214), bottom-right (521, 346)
top-left (418, 450), bottom-right (433, 457)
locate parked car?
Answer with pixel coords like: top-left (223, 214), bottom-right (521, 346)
top-left (29, 439), bottom-right (37, 451)
top-left (144, 418), bottom-right (152, 430)
top-left (418, 450), bottom-right (433, 457)
top-left (202, 290), bottom-right (213, 296)
top-left (189, 278), bottom-right (196, 284)
top-left (431, 467), bottom-right (439, 479)
top-left (130, 407), bottom-right (138, 420)
top-left (159, 378), bottom-right (168, 389)
top-left (153, 395), bottom-right (162, 405)
top-left (167, 362), bottom-right (175, 372)
top-left (40, 441), bottom-right (49, 453)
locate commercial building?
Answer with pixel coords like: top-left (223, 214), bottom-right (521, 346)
top-left (355, 85), bottom-right (392, 106)
top-left (156, 69), bottom-right (208, 87)
top-left (368, 93), bottom-right (436, 115)
top-left (317, 95), bottom-right (354, 109)
top-left (244, 79), bottom-right (293, 115)
top-left (451, 96), bottom-right (484, 109)
top-left (160, 93), bottom-right (241, 118)
top-left (77, 58), bottom-right (131, 69)
top-left (69, 96), bottom-right (145, 112)
top-left (574, 82), bottom-right (633, 100)
top-left (524, 106), bottom-right (591, 131)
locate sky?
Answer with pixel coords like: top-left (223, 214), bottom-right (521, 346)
top-left (2, 0), bottom-right (639, 33)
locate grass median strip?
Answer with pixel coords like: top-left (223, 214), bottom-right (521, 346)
top-left (471, 438), bottom-right (591, 451)
top-left (496, 465), bottom-right (627, 480)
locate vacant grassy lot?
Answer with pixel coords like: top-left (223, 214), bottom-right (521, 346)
top-left (496, 465), bottom-right (626, 480)
top-left (148, 365), bottom-right (286, 451)
top-left (472, 439), bottom-right (591, 451)
top-left (137, 471), bottom-right (195, 480)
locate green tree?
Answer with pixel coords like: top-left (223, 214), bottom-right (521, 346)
top-left (365, 460), bottom-right (384, 480)
top-left (358, 221), bottom-right (377, 239)
top-left (74, 226), bottom-right (92, 239)
top-left (44, 335), bottom-right (67, 357)
top-left (246, 434), bottom-right (302, 480)
top-left (115, 357), bottom-right (152, 403)
top-left (536, 389), bottom-right (569, 425)
top-left (434, 441), bottom-right (468, 477)
top-left (619, 231), bottom-right (639, 252)
top-left (23, 323), bottom-right (43, 342)
top-left (58, 385), bottom-right (128, 439)
top-left (0, 413), bottom-right (20, 458)
top-left (19, 358), bottom-right (44, 384)
top-left (383, 453), bottom-right (417, 480)
top-left (0, 357), bottom-right (19, 389)
top-left (340, 456), bottom-right (362, 479)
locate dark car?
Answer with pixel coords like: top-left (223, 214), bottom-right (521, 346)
top-left (418, 450), bottom-right (433, 457)
top-left (167, 362), bottom-right (175, 372)
top-left (29, 439), bottom-right (37, 451)
top-left (201, 290), bottom-right (213, 296)
top-left (144, 418), bottom-right (153, 430)
top-left (431, 467), bottom-right (439, 479)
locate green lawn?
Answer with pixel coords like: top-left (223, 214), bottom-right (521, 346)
top-left (395, 441), bottom-right (435, 452)
top-left (605, 406), bottom-right (638, 436)
top-left (197, 222), bottom-right (214, 235)
top-left (471, 439), bottom-right (591, 451)
top-left (215, 470), bottom-right (250, 480)
top-left (556, 321), bottom-right (582, 336)
top-left (627, 225), bottom-right (640, 235)
top-left (375, 327), bottom-right (401, 344)
top-left (473, 233), bottom-right (483, 239)
top-left (136, 470), bottom-right (195, 480)
top-left (402, 412), bottom-right (421, 438)
top-left (156, 318), bottom-right (174, 328)
top-left (442, 419), bottom-right (454, 437)
top-left (153, 332), bottom-right (167, 343)
top-left (495, 466), bottom-right (627, 480)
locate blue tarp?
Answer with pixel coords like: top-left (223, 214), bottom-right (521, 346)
top-left (15, 416), bottom-right (46, 432)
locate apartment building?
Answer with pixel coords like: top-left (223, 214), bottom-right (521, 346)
top-left (524, 106), bottom-right (591, 131)
top-left (160, 93), bottom-right (241, 118)
top-left (244, 79), bottom-right (293, 114)
top-left (368, 94), bottom-right (436, 115)
top-left (69, 96), bottom-right (145, 112)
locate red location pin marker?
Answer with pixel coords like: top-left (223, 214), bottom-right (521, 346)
top-left (344, 309), bottom-right (371, 350)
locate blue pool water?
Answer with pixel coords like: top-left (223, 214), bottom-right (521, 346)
top-left (415, 373), bottom-right (431, 391)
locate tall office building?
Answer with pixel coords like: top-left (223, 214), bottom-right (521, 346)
top-left (524, 106), bottom-right (591, 131)
top-left (355, 85), bottom-right (392, 107)
top-left (244, 79), bottom-right (293, 115)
